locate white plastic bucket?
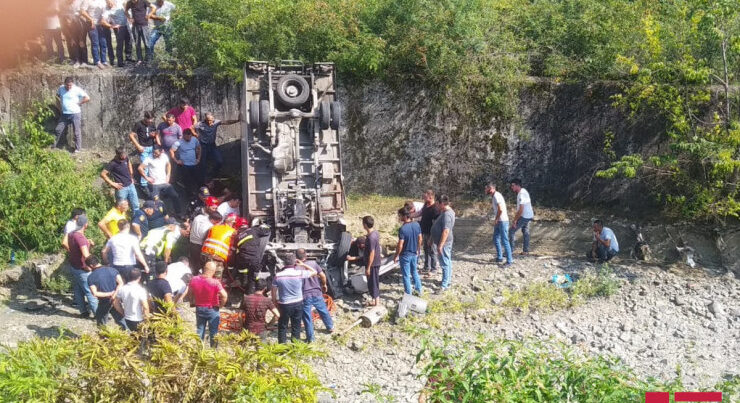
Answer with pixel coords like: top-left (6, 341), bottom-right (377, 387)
top-left (401, 293), bottom-right (428, 313)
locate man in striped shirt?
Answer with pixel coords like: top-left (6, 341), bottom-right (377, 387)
top-left (271, 252), bottom-right (318, 343)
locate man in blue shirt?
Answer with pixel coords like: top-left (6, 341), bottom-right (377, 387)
top-left (171, 130), bottom-right (202, 197)
top-left (54, 77), bottom-right (90, 152)
top-left (271, 252), bottom-right (317, 343)
top-left (589, 219), bottom-right (619, 263)
top-left (297, 248), bottom-right (334, 342)
top-left (394, 206), bottom-right (423, 295)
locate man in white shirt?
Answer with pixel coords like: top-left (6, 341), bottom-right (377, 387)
top-left (589, 220), bottom-right (620, 263)
top-left (509, 178), bottom-right (535, 255)
top-left (166, 257), bottom-right (192, 301)
top-left (113, 268), bottom-right (149, 331)
top-left (101, 219), bottom-right (150, 279)
top-left (44, 0), bottom-right (65, 64)
top-left (54, 77), bottom-right (90, 152)
top-left (80, 0), bottom-right (109, 68)
top-left (148, 0), bottom-right (176, 58)
top-left (217, 198), bottom-right (241, 218)
top-left (101, 0), bottom-right (132, 67)
top-left (485, 183), bottom-right (513, 265)
top-left (138, 147), bottom-right (182, 217)
top-left (188, 210), bottom-right (222, 274)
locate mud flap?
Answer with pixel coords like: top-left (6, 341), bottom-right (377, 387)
top-left (325, 265), bottom-right (344, 298)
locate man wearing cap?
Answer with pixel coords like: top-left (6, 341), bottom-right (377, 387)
top-left (98, 199), bottom-right (130, 239)
top-left (140, 217), bottom-right (181, 267)
top-left (234, 217), bottom-right (271, 293)
top-left (188, 186), bottom-right (211, 220)
top-left (131, 200), bottom-right (166, 239)
top-left (201, 212), bottom-right (237, 279)
top-left (189, 210), bottom-right (221, 275)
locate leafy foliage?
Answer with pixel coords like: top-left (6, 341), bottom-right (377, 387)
top-left (572, 264), bottom-right (621, 300)
top-left (0, 308), bottom-right (325, 402)
top-left (416, 338), bottom-right (689, 403)
top-left (0, 102), bottom-right (109, 266)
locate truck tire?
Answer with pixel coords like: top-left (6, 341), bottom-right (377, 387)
top-left (330, 101), bottom-right (342, 130)
top-left (331, 231), bottom-right (352, 266)
top-left (276, 74), bottom-right (310, 107)
top-left (249, 100), bottom-right (260, 129)
top-left (319, 101), bottom-right (330, 130)
top-left (259, 100), bottom-right (270, 126)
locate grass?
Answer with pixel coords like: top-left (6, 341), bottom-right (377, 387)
top-left (502, 283), bottom-right (573, 313)
top-left (572, 264), bottom-right (621, 300)
top-left (361, 382), bottom-right (397, 403)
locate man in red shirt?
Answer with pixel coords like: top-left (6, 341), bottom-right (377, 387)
top-left (241, 279), bottom-right (279, 338)
top-left (64, 215), bottom-right (98, 318)
top-left (183, 261), bottom-right (227, 346)
top-left (165, 96), bottom-right (197, 136)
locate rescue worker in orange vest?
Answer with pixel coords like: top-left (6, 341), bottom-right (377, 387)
top-left (201, 213), bottom-right (238, 279)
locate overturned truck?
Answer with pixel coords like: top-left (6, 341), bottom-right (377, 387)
top-left (241, 61), bottom-right (352, 297)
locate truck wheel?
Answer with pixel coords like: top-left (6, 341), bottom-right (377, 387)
top-left (331, 231), bottom-right (352, 266)
top-left (330, 101), bottom-right (342, 130)
top-left (249, 100), bottom-right (260, 130)
top-left (276, 74), bottom-right (310, 107)
top-left (319, 101), bottom-right (330, 130)
top-left (259, 100), bottom-right (270, 126)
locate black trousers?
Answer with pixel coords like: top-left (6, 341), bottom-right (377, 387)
top-left (235, 256), bottom-right (262, 293)
top-left (277, 301), bottom-right (303, 343)
top-left (61, 15), bottom-right (88, 64)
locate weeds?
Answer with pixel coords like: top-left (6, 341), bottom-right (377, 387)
top-left (41, 274), bottom-right (71, 294)
top-left (502, 283), bottom-right (573, 314)
top-left (361, 382), bottom-right (397, 403)
top-left (572, 264), bottom-right (621, 300)
top-left (416, 338), bottom-right (685, 402)
top-left (0, 306), bottom-right (326, 402)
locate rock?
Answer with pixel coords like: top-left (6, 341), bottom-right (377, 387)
top-left (517, 271), bottom-right (526, 278)
top-left (350, 339), bottom-right (364, 352)
top-left (0, 267), bottom-right (23, 285)
top-left (708, 301), bottom-right (724, 316)
top-left (619, 332), bottom-right (631, 343)
top-left (672, 295), bottom-right (687, 306)
top-left (492, 296), bottom-right (504, 305)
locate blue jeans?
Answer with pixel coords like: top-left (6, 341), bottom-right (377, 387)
top-left (509, 217), bottom-right (532, 253)
top-left (88, 24), bottom-right (107, 64)
top-left (493, 220), bottom-right (513, 264)
top-left (115, 183), bottom-right (140, 212)
top-left (438, 243), bottom-right (452, 289)
top-left (200, 142), bottom-right (223, 181)
top-left (132, 24), bottom-right (151, 62)
top-left (400, 254), bottom-right (422, 294)
top-left (148, 25), bottom-right (172, 57)
top-left (71, 267), bottom-right (97, 315)
top-left (302, 295), bottom-right (334, 342)
top-left (138, 146), bottom-right (153, 185)
top-left (195, 306), bottom-right (220, 346)
top-left (591, 244), bottom-right (618, 262)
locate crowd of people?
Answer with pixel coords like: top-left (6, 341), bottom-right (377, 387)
top-left (35, 0), bottom-right (176, 69)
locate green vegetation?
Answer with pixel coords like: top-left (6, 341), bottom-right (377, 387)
top-left (0, 102), bottom-right (109, 267)
top-left (572, 264), bottom-right (621, 301)
top-left (502, 283), bottom-right (574, 313)
top-left (0, 308), bottom-right (325, 402)
top-left (170, 0), bottom-right (739, 219)
top-left (415, 338), bottom-right (738, 403)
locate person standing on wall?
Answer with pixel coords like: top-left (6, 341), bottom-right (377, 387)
top-left (101, 147), bottom-right (140, 213)
top-left (125, 0), bottom-right (155, 65)
top-left (485, 183), bottom-right (513, 266)
top-left (394, 206), bottom-right (423, 296)
top-left (195, 112), bottom-right (240, 182)
top-left (129, 111), bottom-right (158, 188)
top-left (60, 0), bottom-right (89, 68)
top-left (431, 195), bottom-right (455, 294)
top-left (44, 0), bottom-right (66, 64)
top-left (80, 0), bottom-right (109, 69)
top-left (148, 0), bottom-right (175, 59)
top-left (102, 0), bottom-right (133, 67)
top-left (54, 77), bottom-right (90, 153)
top-left (508, 179), bottom-right (535, 256)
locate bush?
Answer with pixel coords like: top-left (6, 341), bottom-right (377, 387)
top-left (0, 308), bottom-right (325, 402)
top-left (0, 102), bottom-right (109, 266)
top-left (572, 264), bottom-right (621, 300)
top-left (417, 339), bottom-right (689, 403)
top-left (502, 283), bottom-right (573, 313)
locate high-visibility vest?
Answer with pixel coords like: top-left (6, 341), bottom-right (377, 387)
top-left (201, 224), bottom-right (235, 261)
